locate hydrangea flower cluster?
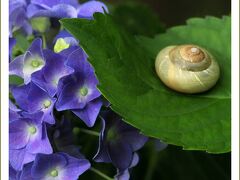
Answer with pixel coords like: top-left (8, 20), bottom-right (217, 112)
top-left (9, 0), bottom-right (167, 179)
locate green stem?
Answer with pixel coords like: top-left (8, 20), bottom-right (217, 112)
top-left (41, 34), bottom-right (47, 49)
top-left (78, 128), bottom-right (100, 137)
top-left (144, 144), bottom-right (159, 180)
top-left (90, 167), bottom-right (114, 180)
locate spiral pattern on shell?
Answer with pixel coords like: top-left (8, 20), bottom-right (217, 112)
top-left (155, 44), bottom-right (220, 94)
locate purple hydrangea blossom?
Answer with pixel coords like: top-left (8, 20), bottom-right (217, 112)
top-left (31, 49), bottom-right (74, 97)
top-left (27, 0), bottom-right (79, 18)
top-left (93, 111), bottom-right (148, 171)
top-left (9, 38), bottom-right (45, 84)
top-left (18, 162), bottom-right (33, 180)
top-left (115, 153), bottom-right (139, 180)
top-left (9, 100), bottom-right (21, 122)
top-left (27, 0), bottom-right (108, 19)
top-left (9, 164), bottom-right (21, 180)
top-left (9, 112), bottom-right (53, 170)
top-left (11, 82), bottom-right (56, 124)
top-left (10, 162), bottom-right (35, 180)
top-left (30, 153), bottom-right (90, 179)
top-left (9, 38), bottom-right (16, 60)
top-left (56, 48), bottom-right (102, 127)
top-left (77, 0), bottom-right (108, 19)
top-left (9, 0), bottom-right (32, 36)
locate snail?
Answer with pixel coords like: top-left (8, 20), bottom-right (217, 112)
top-left (155, 44), bottom-right (220, 94)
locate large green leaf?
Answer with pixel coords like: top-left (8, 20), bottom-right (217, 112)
top-left (61, 14), bottom-right (231, 153)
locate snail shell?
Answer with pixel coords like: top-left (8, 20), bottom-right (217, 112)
top-left (155, 44), bottom-right (220, 94)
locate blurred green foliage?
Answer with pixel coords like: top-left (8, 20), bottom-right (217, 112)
top-left (112, 2), bottom-right (165, 36)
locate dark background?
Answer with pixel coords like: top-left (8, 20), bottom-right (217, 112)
top-left (109, 0), bottom-right (231, 27)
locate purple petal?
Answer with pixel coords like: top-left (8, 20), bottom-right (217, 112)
top-left (60, 153), bottom-right (90, 179)
top-left (44, 50), bottom-right (73, 93)
top-left (72, 99), bottom-right (102, 127)
top-left (27, 4), bottom-right (45, 18)
top-left (56, 74), bottom-right (86, 110)
top-left (27, 83), bottom-right (56, 124)
top-left (93, 143), bottom-right (111, 163)
top-left (9, 55), bottom-right (24, 77)
top-left (20, 111), bottom-right (44, 124)
top-left (21, 20), bottom-right (33, 36)
top-left (13, 83), bottom-right (43, 111)
top-left (10, 109), bottom-right (21, 122)
top-left (9, 100), bottom-right (21, 122)
top-left (54, 29), bottom-right (74, 39)
top-left (114, 169), bottom-right (130, 180)
top-left (9, 100), bottom-right (20, 112)
top-left (56, 49), bottom-right (101, 113)
top-left (56, 71), bottom-right (101, 111)
top-left (23, 51), bottom-right (45, 84)
top-left (31, 0), bottom-right (79, 8)
top-left (59, 46), bottom-right (79, 58)
top-left (41, 106), bottom-right (56, 124)
top-left (23, 39), bottom-right (45, 82)
top-left (9, 164), bottom-right (21, 180)
top-left (32, 50), bottom-right (74, 97)
top-left (12, 83), bottom-right (56, 124)
top-left (10, 39), bottom-right (45, 84)
top-left (31, 153), bottom-right (67, 178)
top-left (9, 0), bottom-right (26, 14)
top-left (27, 123), bottom-right (53, 154)
top-left (121, 131), bottom-right (148, 151)
top-left (9, 148), bottom-right (29, 171)
top-left (22, 152), bottom-right (36, 166)
top-left (130, 153), bottom-right (139, 168)
top-left (27, 38), bottom-right (43, 57)
top-left (9, 0), bottom-right (29, 35)
top-left (11, 83), bottom-right (31, 111)
top-left (20, 162), bottom-right (34, 180)
top-left (27, 4), bottom-right (78, 18)
top-left (53, 30), bottom-right (78, 45)
top-left (108, 140), bottom-right (133, 170)
top-left (93, 118), bottom-right (112, 163)
top-left (77, 0), bottom-right (108, 19)
top-left (66, 48), bottom-right (90, 73)
top-left (30, 71), bottom-right (46, 91)
top-left (53, 30), bottom-right (73, 40)
top-left (9, 120), bottom-right (30, 149)
top-left (9, 6), bottom-right (26, 27)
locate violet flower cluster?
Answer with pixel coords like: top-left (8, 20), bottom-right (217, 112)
top-left (9, 0), bottom-right (167, 179)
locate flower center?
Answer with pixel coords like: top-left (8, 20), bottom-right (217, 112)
top-left (28, 126), bottom-right (37, 134)
top-left (31, 60), bottom-right (40, 67)
top-left (79, 87), bottom-right (88, 96)
top-left (50, 169), bottom-right (58, 177)
top-left (43, 100), bottom-right (51, 108)
top-left (52, 78), bottom-right (58, 86)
